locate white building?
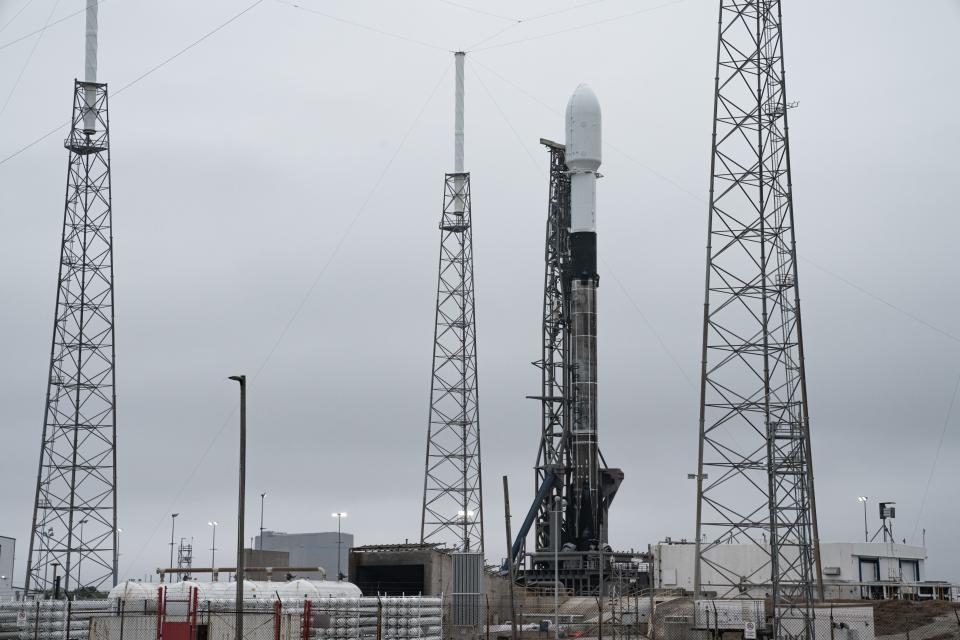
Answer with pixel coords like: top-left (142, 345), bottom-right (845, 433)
top-left (255, 531), bottom-right (353, 581)
top-left (0, 536), bottom-right (14, 601)
top-left (652, 540), bottom-right (956, 600)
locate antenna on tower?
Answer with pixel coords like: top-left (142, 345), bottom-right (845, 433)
top-left (24, 0), bottom-right (118, 596)
top-left (420, 51), bottom-right (484, 553)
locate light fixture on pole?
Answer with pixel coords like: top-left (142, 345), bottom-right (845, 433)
top-left (857, 497), bottom-right (868, 543)
top-left (208, 521), bottom-right (218, 574)
top-left (77, 518), bottom-right (89, 589)
top-left (332, 512), bottom-right (347, 581)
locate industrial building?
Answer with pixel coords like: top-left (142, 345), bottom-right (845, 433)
top-left (652, 540), bottom-right (958, 601)
top-left (255, 531), bottom-right (353, 581)
top-left (0, 536), bottom-right (14, 601)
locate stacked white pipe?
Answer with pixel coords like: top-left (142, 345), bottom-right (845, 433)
top-left (307, 597), bottom-right (442, 640)
top-left (0, 586), bottom-right (441, 640)
top-left (0, 600), bottom-right (114, 640)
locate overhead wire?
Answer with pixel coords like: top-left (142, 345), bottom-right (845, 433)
top-left (911, 370), bottom-right (960, 542)
top-left (276, 0), bottom-right (452, 52)
top-left (0, 0), bottom-right (267, 167)
top-left (111, 0), bottom-right (264, 97)
top-left (0, 0), bottom-right (106, 53)
top-left (0, 0), bottom-right (38, 36)
top-left (1, 0), bottom-right (64, 118)
top-left (121, 59), bottom-right (453, 577)
top-left (471, 0), bottom-right (692, 52)
top-left (463, 0), bottom-right (615, 53)
top-left (470, 65), bottom-right (543, 176)
top-left (435, 0), bottom-right (518, 23)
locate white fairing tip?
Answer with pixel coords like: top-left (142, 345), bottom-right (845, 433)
top-left (565, 84), bottom-right (601, 172)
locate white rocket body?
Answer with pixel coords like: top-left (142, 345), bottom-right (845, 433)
top-left (565, 84), bottom-right (603, 548)
top-left (565, 85), bottom-right (601, 234)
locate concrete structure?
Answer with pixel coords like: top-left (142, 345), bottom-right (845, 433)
top-left (349, 544), bottom-right (450, 596)
top-left (347, 543), bottom-right (522, 620)
top-left (255, 531), bottom-right (352, 581)
top-left (242, 549), bottom-right (290, 581)
top-left (0, 536), bottom-right (14, 601)
top-left (652, 540), bottom-right (956, 600)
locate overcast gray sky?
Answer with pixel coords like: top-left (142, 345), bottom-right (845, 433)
top-left (0, 0), bottom-right (958, 587)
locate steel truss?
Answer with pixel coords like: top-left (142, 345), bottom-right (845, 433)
top-left (420, 171), bottom-right (484, 552)
top-left (532, 140), bottom-right (571, 555)
top-left (694, 2), bottom-right (822, 638)
top-left (26, 80), bottom-right (118, 595)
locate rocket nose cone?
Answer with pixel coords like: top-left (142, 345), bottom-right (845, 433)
top-left (567, 84), bottom-right (600, 115)
top-left (565, 84), bottom-right (601, 170)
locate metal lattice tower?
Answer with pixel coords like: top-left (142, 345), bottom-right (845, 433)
top-left (532, 140), bottom-right (570, 555)
top-left (420, 52), bottom-right (483, 553)
top-left (25, 2), bottom-right (117, 596)
top-left (693, 1), bottom-right (822, 637)
top-left (25, 79), bottom-right (117, 595)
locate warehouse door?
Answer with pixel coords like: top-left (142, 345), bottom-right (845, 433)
top-left (901, 559), bottom-right (919, 582)
top-left (859, 557), bottom-right (880, 599)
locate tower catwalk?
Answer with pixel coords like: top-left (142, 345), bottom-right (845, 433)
top-left (25, 1), bottom-right (117, 595)
top-left (693, 1), bottom-right (821, 638)
top-left (420, 52), bottom-right (483, 552)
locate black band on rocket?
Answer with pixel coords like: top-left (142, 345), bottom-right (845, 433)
top-left (570, 232), bottom-right (598, 283)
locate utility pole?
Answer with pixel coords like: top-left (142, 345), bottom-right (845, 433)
top-left (229, 375), bottom-right (247, 640)
top-left (502, 476), bottom-right (518, 640)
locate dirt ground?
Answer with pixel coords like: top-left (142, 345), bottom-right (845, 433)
top-left (868, 600), bottom-right (960, 635)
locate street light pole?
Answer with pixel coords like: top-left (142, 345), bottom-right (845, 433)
top-left (858, 497), bottom-right (868, 543)
top-left (208, 522), bottom-right (218, 574)
top-left (229, 374), bottom-right (247, 640)
top-left (332, 512), bottom-right (347, 581)
top-left (170, 513), bottom-right (179, 579)
top-left (116, 529), bottom-right (122, 579)
top-left (259, 494), bottom-right (266, 550)
top-left (77, 518), bottom-right (88, 589)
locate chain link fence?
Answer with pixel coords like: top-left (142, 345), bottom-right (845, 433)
top-left (0, 596), bottom-right (442, 640)
top-left (2, 596), bottom-right (957, 640)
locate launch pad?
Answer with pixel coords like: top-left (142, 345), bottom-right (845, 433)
top-left (509, 90), bottom-right (647, 597)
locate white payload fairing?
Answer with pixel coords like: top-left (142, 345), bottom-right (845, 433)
top-left (565, 84), bottom-right (603, 548)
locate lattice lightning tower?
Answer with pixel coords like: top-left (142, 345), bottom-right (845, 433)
top-left (24, 1), bottom-right (118, 595)
top-left (693, 1), bottom-right (822, 637)
top-left (420, 52), bottom-right (484, 552)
